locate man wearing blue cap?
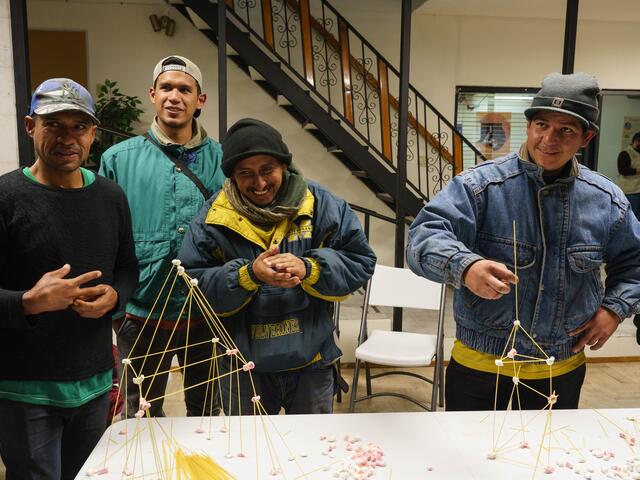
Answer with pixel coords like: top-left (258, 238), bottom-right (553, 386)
top-left (407, 72), bottom-right (640, 411)
top-left (0, 78), bottom-right (138, 478)
top-left (100, 56), bottom-right (225, 418)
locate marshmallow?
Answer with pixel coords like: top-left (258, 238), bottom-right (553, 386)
top-left (242, 361), bottom-right (255, 371)
top-left (177, 266), bottom-right (185, 276)
top-left (190, 278), bottom-right (198, 287)
top-left (171, 259), bottom-right (182, 266)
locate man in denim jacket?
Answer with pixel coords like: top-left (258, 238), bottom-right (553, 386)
top-left (407, 73), bottom-right (640, 411)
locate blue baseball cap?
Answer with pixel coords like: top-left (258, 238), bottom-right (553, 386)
top-left (29, 78), bottom-right (99, 124)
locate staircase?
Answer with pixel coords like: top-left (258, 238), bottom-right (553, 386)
top-left (173, 0), bottom-right (485, 218)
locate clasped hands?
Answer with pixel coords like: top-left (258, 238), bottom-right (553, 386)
top-left (251, 245), bottom-right (307, 288)
top-left (22, 264), bottom-right (118, 318)
top-left (463, 259), bottom-right (620, 353)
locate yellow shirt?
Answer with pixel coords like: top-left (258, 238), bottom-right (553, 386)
top-left (451, 340), bottom-right (585, 380)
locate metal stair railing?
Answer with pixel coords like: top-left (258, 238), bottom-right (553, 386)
top-left (220, 0), bottom-right (486, 201)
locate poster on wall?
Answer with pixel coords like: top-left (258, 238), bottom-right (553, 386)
top-left (475, 112), bottom-right (512, 160)
top-left (621, 116), bottom-right (640, 149)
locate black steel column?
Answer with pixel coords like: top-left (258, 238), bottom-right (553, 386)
top-left (562, 0), bottom-right (579, 74)
top-left (218, 0), bottom-right (228, 139)
top-left (10, 0), bottom-right (33, 166)
top-left (393, 0), bottom-right (412, 332)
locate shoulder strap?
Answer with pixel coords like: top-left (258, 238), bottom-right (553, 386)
top-left (144, 132), bottom-right (211, 199)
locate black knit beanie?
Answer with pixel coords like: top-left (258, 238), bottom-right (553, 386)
top-left (221, 118), bottom-right (293, 177)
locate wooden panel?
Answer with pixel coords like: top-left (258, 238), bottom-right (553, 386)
top-left (378, 59), bottom-right (392, 161)
top-left (261, 0), bottom-right (274, 49)
top-left (28, 30), bottom-right (88, 91)
top-left (338, 19), bottom-right (353, 125)
top-left (282, 0), bottom-right (455, 167)
top-left (453, 131), bottom-right (464, 175)
top-left (226, 0), bottom-right (234, 9)
top-left (299, 0), bottom-right (314, 86)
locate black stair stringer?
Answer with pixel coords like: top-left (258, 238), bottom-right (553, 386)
top-left (181, 0), bottom-right (424, 217)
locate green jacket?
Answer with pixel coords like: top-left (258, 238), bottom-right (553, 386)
top-left (99, 125), bottom-right (225, 319)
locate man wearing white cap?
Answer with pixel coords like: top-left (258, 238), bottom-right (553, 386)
top-left (0, 78), bottom-right (138, 479)
top-left (100, 56), bottom-right (225, 418)
top-left (407, 72), bottom-right (640, 411)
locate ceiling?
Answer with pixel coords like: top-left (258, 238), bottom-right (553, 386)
top-left (415, 0), bottom-right (640, 23)
top-left (29, 0), bottom-right (640, 23)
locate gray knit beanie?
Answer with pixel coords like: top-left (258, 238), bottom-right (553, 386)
top-left (524, 72), bottom-right (601, 131)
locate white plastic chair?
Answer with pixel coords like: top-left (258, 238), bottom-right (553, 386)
top-left (348, 265), bottom-right (446, 412)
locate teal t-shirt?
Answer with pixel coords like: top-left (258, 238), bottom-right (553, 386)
top-left (22, 166), bottom-right (96, 186)
top-left (0, 167), bottom-right (112, 408)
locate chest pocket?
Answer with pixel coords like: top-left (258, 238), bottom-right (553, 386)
top-left (460, 233), bottom-right (537, 329)
top-left (564, 247), bottom-right (604, 330)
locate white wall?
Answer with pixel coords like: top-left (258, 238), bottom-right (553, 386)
top-left (26, 0), bottom-right (397, 264)
top-left (330, 4), bottom-right (640, 125)
top-left (1, 0), bottom-right (19, 174)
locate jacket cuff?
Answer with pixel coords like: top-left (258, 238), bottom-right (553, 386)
top-left (239, 264), bottom-right (262, 292)
top-left (301, 257), bottom-right (321, 286)
top-left (451, 253), bottom-right (484, 289)
top-left (601, 298), bottom-right (627, 322)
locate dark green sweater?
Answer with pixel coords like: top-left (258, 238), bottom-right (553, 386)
top-left (0, 169), bottom-right (138, 381)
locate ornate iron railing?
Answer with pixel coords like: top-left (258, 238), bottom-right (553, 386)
top-left (223, 0), bottom-right (486, 200)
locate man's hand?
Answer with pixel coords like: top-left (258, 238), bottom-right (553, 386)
top-left (569, 307), bottom-right (620, 353)
top-left (72, 284), bottom-right (119, 319)
top-left (266, 253), bottom-right (307, 280)
top-left (463, 260), bottom-right (517, 300)
top-left (22, 264), bottom-right (104, 315)
top-left (252, 246), bottom-right (300, 288)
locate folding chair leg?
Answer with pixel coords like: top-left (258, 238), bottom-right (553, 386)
top-left (336, 359), bottom-right (342, 403)
top-left (365, 363), bottom-right (372, 396)
top-left (438, 361), bottom-right (445, 408)
top-left (348, 359), bottom-right (362, 413)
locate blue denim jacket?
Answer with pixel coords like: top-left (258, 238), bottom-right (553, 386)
top-left (407, 150), bottom-right (640, 361)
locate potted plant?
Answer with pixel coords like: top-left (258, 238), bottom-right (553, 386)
top-left (87, 79), bottom-right (144, 169)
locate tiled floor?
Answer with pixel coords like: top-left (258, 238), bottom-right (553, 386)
top-left (160, 362), bottom-right (640, 417)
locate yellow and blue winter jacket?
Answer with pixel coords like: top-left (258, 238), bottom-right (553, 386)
top-left (179, 181), bottom-right (376, 372)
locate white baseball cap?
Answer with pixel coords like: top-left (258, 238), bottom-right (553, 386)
top-left (152, 55), bottom-right (202, 88)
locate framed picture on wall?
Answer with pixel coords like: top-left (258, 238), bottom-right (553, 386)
top-left (621, 116), bottom-right (640, 149)
top-left (474, 112), bottom-right (512, 160)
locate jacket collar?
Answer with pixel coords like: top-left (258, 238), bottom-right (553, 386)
top-left (517, 143), bottom-right (579, 183)
top-left (205, 188), bottom-right (315, 249)
top-left (150, 118), bottom-right (208, 150)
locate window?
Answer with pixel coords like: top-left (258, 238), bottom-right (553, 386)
top-left (456, 87), bottom-right (537, 170)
